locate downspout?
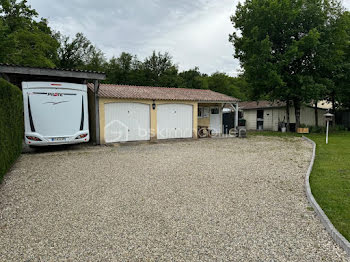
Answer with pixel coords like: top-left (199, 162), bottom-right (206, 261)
top-left (94, 80), bottom-right (100, 145)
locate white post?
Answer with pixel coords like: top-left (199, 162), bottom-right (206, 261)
top-left (235, 102), bottom-right (239, 128)
top-left (326, 120), bottom-right (329, 144)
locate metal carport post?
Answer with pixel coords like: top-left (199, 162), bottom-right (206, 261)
top-left (225, 102), bottom-right (239, 129)
top-left (94, 80), bottom-right (100, 145)
top-left (235, 102), bottom-right (239, 128)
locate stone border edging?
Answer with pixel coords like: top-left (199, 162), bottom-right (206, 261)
top-left (302, 136), bottom-right (350, 256)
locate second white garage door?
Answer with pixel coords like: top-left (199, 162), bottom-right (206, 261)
top-left (104, 103), bottom-right (150, 143)
top-left (157, 104), bottom-right (193, 140)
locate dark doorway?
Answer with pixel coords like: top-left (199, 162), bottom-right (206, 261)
top-left (257, 110), bottom-right (264, 130)
top-left (223, 112), bottom-right (235, 134)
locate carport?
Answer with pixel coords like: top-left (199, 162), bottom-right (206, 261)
top-left (0, 63), bottom-right (106, 143)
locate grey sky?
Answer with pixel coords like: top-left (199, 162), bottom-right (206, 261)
top-left (28, 0), bottom-right (240, 76)
top-left (29, 0), bottom-right (350, 76)
top-left (344, 0), bottom-right (350, 10)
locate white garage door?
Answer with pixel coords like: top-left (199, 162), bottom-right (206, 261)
top-left (104, 103), bottom-right (150, 143)
top-left (157, 104), bottom-right (193, 140)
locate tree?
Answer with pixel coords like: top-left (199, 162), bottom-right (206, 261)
top-left (230, 76), bottom-right (250, 101)
top-left (312, 6), bottom-right (350, 124)
top-left (333, 11), bottom-right (350, 110)
top-left (0, 0), bottom-right (59, 67)
top-left (178, 67), bottom-right (208, 89)
top-left (157, 65), bottom-right (182, 87)
top-left (0, 0), bottom-right (38, 31)
top-left (230, 0), bottom-right (345, 128)
top-left (82, 48), bottom-right (106, 72)
top-left (104, 53), bottom-right (148, 85)
top-left (56, 32), bottom-right (105, 70)
top-left (103, 51), bottom-right (252, 100)
top-left (207, 72), bottom-right (246, 99)
top-left (143, 51), bottom-right (177, 86)
top-left (104, 56), bottom-right (125, 84)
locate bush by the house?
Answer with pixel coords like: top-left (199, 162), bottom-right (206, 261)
top-left (0, 78), bottom-right (23, 182)
top-left (308, 125), bottom-right (347, 134)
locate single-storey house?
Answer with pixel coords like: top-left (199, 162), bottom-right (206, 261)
top-left (88, 84), bottom-right (238, 144)
top-left (239, 101), bottom-right (328, 131)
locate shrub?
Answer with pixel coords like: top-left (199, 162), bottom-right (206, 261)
top-left (308, 125), bottom-right (325, 133)
top-left (0, 78), bottom-right (23, 182)
top-left (308, 125), bottom-right (348, 134)
top-left (330, 125), bottom-right (347, 132)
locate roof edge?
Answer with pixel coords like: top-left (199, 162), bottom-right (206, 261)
top-left (0, 64), bottom-right (106, 80)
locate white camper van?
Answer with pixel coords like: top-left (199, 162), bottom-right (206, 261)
top-left (22, 82), bottom-right (89, 146)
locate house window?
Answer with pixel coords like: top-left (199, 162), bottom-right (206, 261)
top-left (257, 109), bottom-right (264, 119)
top-left (257, 109), bottom-right (264, 130)
top-left (198, 107), bottom-right (209, 118)
top-left (198, 107), bottom-right (203, 118)
top-left (211, 108), bottom-right (219, 114)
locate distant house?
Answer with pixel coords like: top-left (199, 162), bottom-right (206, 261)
top-left (239, 101), bottom-right (328, 131)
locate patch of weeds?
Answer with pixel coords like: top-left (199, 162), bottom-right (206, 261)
top-left (307, 206), bottom-right (314, 212)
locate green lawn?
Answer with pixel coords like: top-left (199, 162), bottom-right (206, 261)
top-left (307, 132), bottom-right (350, 241)
top-left (250, 131), bottom-right (350, 241)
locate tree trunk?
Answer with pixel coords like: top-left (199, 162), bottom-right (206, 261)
top-left (315, 101), bottom-right (319, 127)
top-left (294, 100), bottom-right (301, 129)
top-left (286, 100), bottom-right (290, 132)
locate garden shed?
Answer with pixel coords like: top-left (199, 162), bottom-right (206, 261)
top-left (240, 100), bottom-right (328, 131)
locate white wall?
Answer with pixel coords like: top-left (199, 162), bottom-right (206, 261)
top-left (300, 106), bottom-right (326, 126)
top-left (243, 106), bottom-right (327, 131)
top-left (244, 110), bottom-right (257, 130)
top-left (264, 109), bottom-right (273, 130)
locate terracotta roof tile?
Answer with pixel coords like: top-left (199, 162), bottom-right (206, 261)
top-left (88, 84), bottom-right (238, 102)
top-left (239, 100), bottom-right (286, 109)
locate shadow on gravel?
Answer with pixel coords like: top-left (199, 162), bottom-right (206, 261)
top-left (21, 141), bottom-right (94, 155)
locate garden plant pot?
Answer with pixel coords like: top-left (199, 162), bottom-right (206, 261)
top-left (297, 127), bottom-right (309, 134)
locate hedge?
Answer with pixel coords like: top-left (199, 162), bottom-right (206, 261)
top-left (0, 78), bottom-right (23, 182)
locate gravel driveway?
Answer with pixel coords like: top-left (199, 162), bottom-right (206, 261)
top-left (0, 137), bottom-right (348, 261)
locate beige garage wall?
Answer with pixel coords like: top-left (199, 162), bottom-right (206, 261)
top-left (99, 98), bottom-right (198, 144)
top-left (198, 117), bottom-right (210, 127)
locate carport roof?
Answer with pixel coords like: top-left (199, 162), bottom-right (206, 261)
top-left (88, 84), bottom-right (238, 102)
top-left (0, 63), bottom-right (106, 80)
